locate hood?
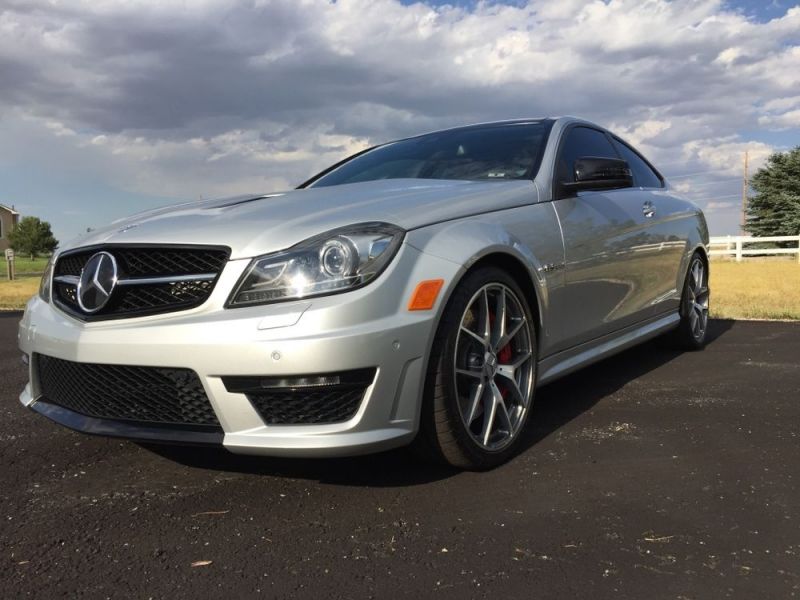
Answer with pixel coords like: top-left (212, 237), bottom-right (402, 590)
top-left (62, 178), bottom-right (538, 259)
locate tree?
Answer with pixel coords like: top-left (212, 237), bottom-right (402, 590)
top-left (746, 146), bottom-right (800, 237)
top-left (8, 216), bottom-right (58, 260)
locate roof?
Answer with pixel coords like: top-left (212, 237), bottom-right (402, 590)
top-left (0, 204), bottom-right (19, 215)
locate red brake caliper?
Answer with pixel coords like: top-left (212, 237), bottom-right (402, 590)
top-left (497, 342), bottom-right (512, 364)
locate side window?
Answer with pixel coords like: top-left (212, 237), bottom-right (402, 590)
top-left (556, 127), bottom-right (619, 183)
top-left (612, 138), bottom-right (663, 188)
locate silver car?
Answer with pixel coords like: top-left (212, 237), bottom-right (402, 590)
top-left (18, 117), bottom-right (710, 470)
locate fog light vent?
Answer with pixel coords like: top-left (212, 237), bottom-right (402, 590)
top-left (223, 368), bottom-right (376, 425)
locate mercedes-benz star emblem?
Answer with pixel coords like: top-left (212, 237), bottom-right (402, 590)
top-left (77, 251), bottom-right (118, 313)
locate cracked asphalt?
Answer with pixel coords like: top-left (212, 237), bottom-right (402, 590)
top-left (1, 311), bottom-right (798, 599)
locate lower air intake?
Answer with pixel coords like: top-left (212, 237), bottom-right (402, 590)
top-left (35, 354), bottom-right (221, 430)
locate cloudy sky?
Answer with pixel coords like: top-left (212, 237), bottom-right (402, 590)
top-left (1, 0), bottom-right (798, 243)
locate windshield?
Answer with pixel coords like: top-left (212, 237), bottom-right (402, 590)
top-left (306, 121), bottom-right (552, 188)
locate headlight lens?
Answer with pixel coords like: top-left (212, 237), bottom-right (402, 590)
top-left (227, 223), bottom-right (404, 307)
top-left (39, 257), bottom-right (54, 303)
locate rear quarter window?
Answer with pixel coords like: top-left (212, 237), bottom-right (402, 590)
top-left (612, 138), bottom-right (663, 188)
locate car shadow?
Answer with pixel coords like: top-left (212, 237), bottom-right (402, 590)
top-left (521, 318), bottom-right (735, 453)
top-left (141, 319), bottom-right (736, 486)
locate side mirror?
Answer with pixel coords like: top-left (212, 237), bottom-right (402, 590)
top-left (560, 157), bottom-right (633, 196)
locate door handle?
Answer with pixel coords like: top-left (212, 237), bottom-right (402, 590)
top-left (642, 201), bottom-right (656, 218)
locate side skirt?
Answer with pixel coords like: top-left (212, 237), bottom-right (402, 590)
top-left (537, 311), bottom-right (680, 386)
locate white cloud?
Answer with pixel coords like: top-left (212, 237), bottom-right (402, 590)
top-left (0, 0), bottom-right (798, 237)
top-left (681, 138), bottom-right (774, 177)
top-left (759, 109), bottom-right (800, 129)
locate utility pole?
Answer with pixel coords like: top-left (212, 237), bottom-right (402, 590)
top-left (741, 150), bottom-right (749, 235)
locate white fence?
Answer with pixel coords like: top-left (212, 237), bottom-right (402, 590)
top-left (709, 235), bottom-right (800, 262)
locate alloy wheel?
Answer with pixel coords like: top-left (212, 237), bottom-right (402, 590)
top-left (688, 258), bottom-right (710, 341)
top-left (453, 283), bottom-right (535, 451)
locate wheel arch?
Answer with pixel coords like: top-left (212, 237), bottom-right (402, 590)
top-left (695, 244), bottom-right (709, 267)
top-left (680, 242), bottom-right (709, 292)
top-left (458, 252), bottom-right (543, 342)
top-left (406, 219), bottom-right (554, 359)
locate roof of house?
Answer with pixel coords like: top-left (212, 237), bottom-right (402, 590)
top-left (0, 204), bottom-right (19, 215)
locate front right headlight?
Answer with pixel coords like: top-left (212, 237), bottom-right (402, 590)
top-left (39, 257), bottom-right (54, 303)
top-left (227, 222), bottom-right (404, 307)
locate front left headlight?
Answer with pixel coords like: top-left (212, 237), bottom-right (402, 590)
top-left (39, 257), bottom-right (54, 303)
top-left (227, 222), bottom-right (404, 307)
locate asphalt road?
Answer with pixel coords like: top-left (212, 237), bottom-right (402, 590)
top-left (1, 312), bottom-right (798, 599)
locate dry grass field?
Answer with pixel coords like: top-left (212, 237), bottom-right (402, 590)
top-left (709, 260), bottom-right (800, 320)
top-left (0, 276), bottom-right (39, 310)
top-left (1, 260), bottom-right (798, 319)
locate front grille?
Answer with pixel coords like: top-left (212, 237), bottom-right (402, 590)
top-left (52, 245), bottom-right (229, 320)
top-left (115, 280), bottom-right (215, 311)
top-left (223, 369), bottom-right (376, 425)
top-left (35, 354), bottom-right (221, 429)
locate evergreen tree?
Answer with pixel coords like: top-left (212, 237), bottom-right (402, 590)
top-left (746, 147), bottom-right (800, 237)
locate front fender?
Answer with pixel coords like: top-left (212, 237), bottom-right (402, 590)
top-left (405, 203), bottom-right (565, 356)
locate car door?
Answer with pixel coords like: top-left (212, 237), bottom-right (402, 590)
top-left (550, 125), bottom-right (664, 349)
top-left (610, 135), bottom-right (687, 317)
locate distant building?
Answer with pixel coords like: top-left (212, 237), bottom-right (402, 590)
top-left (0, 204), bottom-right (20, 252)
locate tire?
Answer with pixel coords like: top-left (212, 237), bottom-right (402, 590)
top-left (665, 252), bottom-right (710, 350)
top-left (413, 266), bottom-right (537, 470)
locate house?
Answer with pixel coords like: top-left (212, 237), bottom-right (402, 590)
top-left (0, 204), bottom-right (20, 252)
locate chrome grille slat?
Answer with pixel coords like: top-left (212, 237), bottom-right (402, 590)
top-left (53, 275), bottom-right (80, 285)
top-left (52, 245), bottom-right (229, 320)
top-left (116, 273), bottom-right (217, 286)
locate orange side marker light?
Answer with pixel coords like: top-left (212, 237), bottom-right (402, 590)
top-left (408, 279), bottom-right (445, 311)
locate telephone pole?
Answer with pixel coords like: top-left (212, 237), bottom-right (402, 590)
top-left (741, 150), bottom-right (749, 235)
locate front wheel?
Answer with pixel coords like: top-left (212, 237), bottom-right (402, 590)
top-left (414, 267), bottom-right (537, 470)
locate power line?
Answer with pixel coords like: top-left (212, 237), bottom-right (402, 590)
top-left (692, 193), bottom-right (742, 201)
top-left (673, 177), bottom-right (741, 189)
top-left (665, 168), bottom-right (737, 179)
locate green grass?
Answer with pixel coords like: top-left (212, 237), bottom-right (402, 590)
top-left (11, 256), bottom-right (50, 275)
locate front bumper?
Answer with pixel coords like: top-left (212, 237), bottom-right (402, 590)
top-left (18, 243), bottom-right (463, 457)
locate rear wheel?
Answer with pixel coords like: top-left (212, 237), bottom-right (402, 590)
top-left (414, 267), bottom-right (536, 470)
top-left (667, 253), bottom-right (710, 350)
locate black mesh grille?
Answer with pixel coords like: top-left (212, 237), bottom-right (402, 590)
top-left (53, 245), bottom-right (229, 320)
top-left (36, 354), bottom-right (221, 429)
top-left (56, 282), bottom-right (78, 305)
top-left (115, 280), bottom-right (215, 312)
top-left (248, 388), bottom-right (367, 424)
top-left (56, 254), bottom-right (89, 277)
top-left (115, 248), bottom-right (228, 277)
top-left (223, 369), bottom-right (375, 425)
